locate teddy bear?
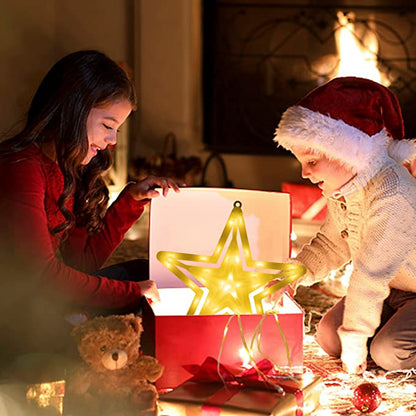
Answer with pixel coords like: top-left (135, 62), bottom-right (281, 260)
top-left (64, 314), bottom-right (163, 416)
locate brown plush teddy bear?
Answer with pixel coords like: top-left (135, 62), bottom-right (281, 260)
top-left (64, 314), bottom-right (163, 416)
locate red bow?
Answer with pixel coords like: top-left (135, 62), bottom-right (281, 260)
top-left (183, 357), bottom-right (304, 416)
top-left (184, 356), bottom-right (281, 391)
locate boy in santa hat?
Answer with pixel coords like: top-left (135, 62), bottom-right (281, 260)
top-left (274, 76), bottom-right (416, 374)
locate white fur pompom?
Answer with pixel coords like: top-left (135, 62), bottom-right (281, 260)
top-left (388, 139), bottom-right (416, 163)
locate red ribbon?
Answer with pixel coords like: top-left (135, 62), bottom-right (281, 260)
top-left (184, 356), bottom-right (274, 388)
top-left (183, 357), bottom-right (304, 416)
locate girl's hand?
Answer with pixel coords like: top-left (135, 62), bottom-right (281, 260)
top-left (138, 280), bottom-right (160, 304)
top-left (127, 175), bottom-right (181, 201)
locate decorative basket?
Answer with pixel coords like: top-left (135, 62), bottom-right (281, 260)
top-left (129, 132), bottom-right (202, 186)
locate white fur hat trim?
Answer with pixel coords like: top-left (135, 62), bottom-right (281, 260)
top-left (274, 106), bottom-right (391, 172)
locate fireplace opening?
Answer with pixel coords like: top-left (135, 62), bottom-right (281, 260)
top-left (202, 0), bottom-right (416, 155)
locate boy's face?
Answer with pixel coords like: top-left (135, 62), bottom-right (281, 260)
top-left (294, 150), bottom-right (356, 195)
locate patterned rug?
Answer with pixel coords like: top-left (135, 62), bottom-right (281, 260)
top-left (108, 234), bottom-right (416, 416)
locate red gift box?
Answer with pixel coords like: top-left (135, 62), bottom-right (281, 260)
top-left (281, 183), bottom-right (327, 222)
top-left (157, 357), bottom-right (323, 415)
top-left (145, 188), bottom-right (304, 390)
top-left (142, 293), bottom-right (304, 390)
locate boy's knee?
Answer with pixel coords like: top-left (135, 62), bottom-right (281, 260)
top-left (370, 336), bottom-right (416, 371)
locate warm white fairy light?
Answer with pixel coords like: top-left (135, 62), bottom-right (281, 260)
top-left (302, 367), bottom-right (315, 382)
top-left (290, 231), bottom-right (299, 256)
top-left (305, 334), bottom-right (328, 357)
top-left (316, 382), bottom-right (354, 414)
top-left (390, 406), bottom-right (415, 416)
top-left (290, 231), bottom-right (297, 242)
top-left (340, 262), bottom-right (353, 287)
top-left (160, 331), bottom-right (416, 415)
top-left (401, 383), bottom-right (416, 394)
top-left (238, 347), bottom-right (252, 369)
top-left (314, 364), bottom-right (416, 414)
top-left (325, 262), bottom-right (353, 289)
top-left (313, 409), bottom-right (333, 416)
top-left (303, 334), bottom-right (416, 415)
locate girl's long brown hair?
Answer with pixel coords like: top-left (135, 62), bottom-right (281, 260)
top-left (0, 50), bottom-right (136, 236)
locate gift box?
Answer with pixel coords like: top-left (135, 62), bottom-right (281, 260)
top-left (281, 183), bottom-right (327, 222)
top-left (26, 379), bottom-right (65, 415)
top-left (144, 188), bottom-right (305, 390)
top-left (157, 358), bottom-right (323, 416)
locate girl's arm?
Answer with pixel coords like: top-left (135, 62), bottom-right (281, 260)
top-left (60, 189), bottom-right (148, 273)
top-left (60, 175), bottom-right (180, 273)
top-left (1, 158), bottom-right (143, 310)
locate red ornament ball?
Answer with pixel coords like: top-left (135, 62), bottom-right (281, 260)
top-left (352, 382), bottom-right (382, 413)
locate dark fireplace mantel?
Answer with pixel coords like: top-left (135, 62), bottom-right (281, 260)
top-left (202, 0), bottom-right (416, 155)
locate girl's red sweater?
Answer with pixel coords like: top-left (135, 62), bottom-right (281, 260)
top-left (0, 144), bottom-right (148, 311)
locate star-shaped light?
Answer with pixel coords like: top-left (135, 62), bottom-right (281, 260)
top-left (157, 201), bottom-right (305, 315)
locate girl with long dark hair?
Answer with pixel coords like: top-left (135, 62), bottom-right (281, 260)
top-left (0, 50), bottom-right (179, 368)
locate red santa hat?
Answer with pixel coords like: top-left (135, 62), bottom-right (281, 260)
top-left (274, 76), bottom-right (416, 172)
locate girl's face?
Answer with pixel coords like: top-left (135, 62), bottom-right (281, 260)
top-left (83, 99), bottom-right (132, 165)
top-left (294, 150), bottom-right (356, 195)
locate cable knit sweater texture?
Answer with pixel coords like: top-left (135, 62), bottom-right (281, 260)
top-left (295, 150), bottom-right (416, 368)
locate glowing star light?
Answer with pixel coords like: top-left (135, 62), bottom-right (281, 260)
top-left (157, 201), bottom-right (305, 315)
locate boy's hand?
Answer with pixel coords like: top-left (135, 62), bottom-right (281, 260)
top-left (264, 282), bottom-right (295, 309)
top-left (340, 336), bottom-right (368, 375)
top-left (342, 360), bottom-right (367, 375)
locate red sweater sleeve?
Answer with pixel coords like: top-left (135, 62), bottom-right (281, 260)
top-left (0, 149), bottom-right (146, 310)
top-left (60, 189), bottom-right (148, 272)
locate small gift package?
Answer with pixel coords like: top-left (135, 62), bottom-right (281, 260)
top-left (143, 188), bottom-right (306, 390)
top-left (281, 183), bottom-right (327, 222)
top-left (158, 357), bottom-right (323, 416)
top-left (26, 379), bottom-right (65, 415)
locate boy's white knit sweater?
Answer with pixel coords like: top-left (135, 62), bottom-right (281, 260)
top-left (296, 150), bottom-right (416, 370)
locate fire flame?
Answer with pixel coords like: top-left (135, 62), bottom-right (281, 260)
top-left (335, 11), bottom-right (389, 86)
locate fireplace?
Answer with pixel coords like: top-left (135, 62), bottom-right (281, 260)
top-left (202, 0), bottom-right (416, 155)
